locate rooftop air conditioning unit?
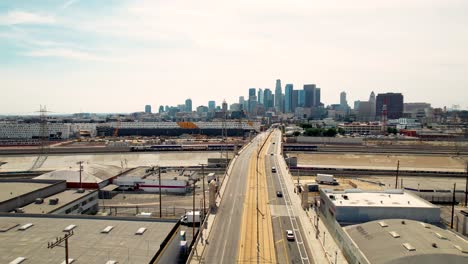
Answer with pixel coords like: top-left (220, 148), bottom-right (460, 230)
top-left (77, 189), bottom-right (85, 193)
top-left (35, 198), bottom-right (44, 204)
top-left (49, 198), bottom-right (59, 205)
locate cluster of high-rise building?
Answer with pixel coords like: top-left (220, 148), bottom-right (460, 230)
top-left (138, 79), bottom-right (442, 124)
top-left (238, 79), bottom-right (324, 119)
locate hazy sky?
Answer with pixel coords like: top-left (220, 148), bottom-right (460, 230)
top-left (1, 0), bottom-right (467, 114)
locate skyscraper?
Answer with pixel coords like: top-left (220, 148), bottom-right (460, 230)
top-left (298, 90), bottom-right (305, 107)
top-left (144, 105), bottom-right (151, 114)
top-left (208, 101), bottom-right (216, 110)
top-left (292, 90), bottom-right (299, 112)
top-left (275, 79), bottom-right (282, 112)
top-left (376, 93), bottom-right (404, 120)
top-left (340, 92), bottom-right (347, 107)
top-left (159, 105), bottom-right (164, 113)
top-left (303, 84), bottom-right (316, 107)
top-left (249, 88), bottom-right (256, 97)
top-left (185, 98), bottom-right (192, 112)
top-left (248, 88), bottom-right (257, 113)
top-left (222, 100), bottom-right (228, 113)
top-left (284, 84), bottom-right (293, 113)
top-left (263, 89), bottom-right (273, 109)
top-left (369, 91), bottom-right (376, 120)
top-left (258, 88), bottom-right (264, 104)
top-left (315, 88), bottom-right (321, 107)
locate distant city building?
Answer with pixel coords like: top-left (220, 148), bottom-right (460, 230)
top-left (222, 100), bottom-right (228, 113)
top-left (376, 93), bottom-right (404, 120)
top-left (292, 89), bottom-right (299, 112)
top-left (304, 84), bottom-right (320, 107)
top-left (404, 102), bottom-right (432, 119)
top-left (248, 88), bottom-right (257, 113)
top-left (144, 105), bottom-right (151, 114)
top-left (257, 88), bottom-right (264, 104)
top-left (275, 79), bottom-right (282, 112)
top-left (196, 105), bottom-right (209, 114)
top-left (249, 88), bottom-right (256, 97)
top-left (340, 91), bottom-right (348, 109)
top-left (298, 90), bottom-right (305, 107)
top-left (230, 103), bottom-right (241, 111)
top-left (263, 89), bottom-right (273, 109)
top-left (208, 101), bottom-right (216, 110)
top-left (284, 84), bottom-right (293, 113)
top-left (185, 98), bottom-right (193, 112)
top-left (158, 105), bottom-right (164, 113)
top-left (369, 91), bottom-right (376, 120)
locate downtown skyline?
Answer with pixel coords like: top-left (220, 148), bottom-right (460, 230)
top-left (1, 0), bottom-right (467, 114)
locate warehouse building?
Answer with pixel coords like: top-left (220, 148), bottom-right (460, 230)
top-left (343, 219), bottom-right (468, 264)
top-left (35, 164), bottom-right (123, 189)
top-left (0, 214), bottom-right (183, 264)
top-left (113, 166), bottom-right (194, 193)
top-left (0, 179), bottom-right (98, 215)
top-left (319, 189), bottom-right (440, 225)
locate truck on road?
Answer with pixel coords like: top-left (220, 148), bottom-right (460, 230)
top-left (316, 174), bottom-right (338, 185)
top-left (181, 211), bottom-right (202, 225)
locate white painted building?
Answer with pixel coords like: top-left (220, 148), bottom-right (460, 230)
top-left (0, 122), bottom-right (97, 139)
top-left (319, 189), bottom-right (440, 225)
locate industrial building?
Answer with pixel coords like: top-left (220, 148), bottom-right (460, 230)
top-left (34, 164), bottom-right (123, 189)
top-left (0, 179), bottom-right (98, 215)
top-left (113, 166), bottom-right (194, 193)
top-left (319, 189), bottom-right (440, 225)
top-left (0, 214), bottom-right (182, 264)
top-left (343, 219), bottom-right (468, 264)
top-left (0, 122), bottom-right (97, 139)
top-left (97, 121), bottom-right (261, 137)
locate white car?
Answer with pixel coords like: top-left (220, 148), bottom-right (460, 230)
top-left (286, 230), bottom-right (295, 241)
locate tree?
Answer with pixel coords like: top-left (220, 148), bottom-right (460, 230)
top-left (337, 127), bottom-right (345, 135)
top-left (387, 127), bottom-right (398, 134)
top-left (304, 128), bottom-right (322, 136)
top-left (323, 128), bottom-right (337, 137)
top-left (299, 123), bottom-right (312, 129)
top-left (293, 131), bottom-right (301, 137)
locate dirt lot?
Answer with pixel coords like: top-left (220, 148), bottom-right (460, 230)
top-left (297, 153), bottom-right (468, 172)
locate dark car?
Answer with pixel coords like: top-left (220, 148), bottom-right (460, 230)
top-left (276, 191), bottom-right (283, 197)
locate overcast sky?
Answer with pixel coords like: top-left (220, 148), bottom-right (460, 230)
top-left (1, 0), bottom-right (467, 114)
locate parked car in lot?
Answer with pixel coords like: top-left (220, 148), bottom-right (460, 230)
top-left (286, 230), bottom-right (295, 241)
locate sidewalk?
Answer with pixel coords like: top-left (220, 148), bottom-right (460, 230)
top-left (275, 132), bottom-right (348, 264)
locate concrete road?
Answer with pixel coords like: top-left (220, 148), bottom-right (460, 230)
top-left (201, 136), bottom-right (261, 263)
top-left (267, 133), bottom-right (312, 264)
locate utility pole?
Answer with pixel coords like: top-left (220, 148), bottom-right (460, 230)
top-left (147, 166), bottom-right (162, 217)
top-left (192, 178), bottom-right (196, 240)
top-left (77, 161), bottom-right (83, 189)
top-left (451, 183), bottom-right (456, 229)
top-left (159, 166), bottom-right (162, 218)
top-left (199, 163), bottom-right (207, 216)
top-left (47, 230), bottom-right (74, 264)
top-left (395, 160), bottom-right (400, 189)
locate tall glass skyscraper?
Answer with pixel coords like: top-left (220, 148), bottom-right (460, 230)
top-left (208, 101), bottom-right (216, 110)
top-left (185, 98), bottom-right (192, 112)
top-left (275, 79), bottom-right (282, 112)
top-left (284, 84), bottom-right (293, 113)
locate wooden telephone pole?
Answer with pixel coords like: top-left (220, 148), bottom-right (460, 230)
top-left (47, 230), bottom-right (74, 264)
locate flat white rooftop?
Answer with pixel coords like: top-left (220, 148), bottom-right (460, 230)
top-left (323, 189), bottom-right (436, 208)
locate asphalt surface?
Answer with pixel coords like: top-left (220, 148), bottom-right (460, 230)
top-left (267, 134), bottom-right (313, 264)
top-left (201, 136), bottom-right (260, 263)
